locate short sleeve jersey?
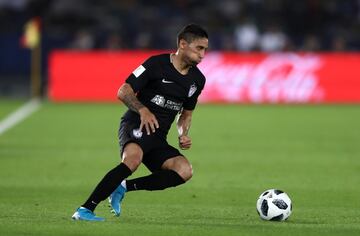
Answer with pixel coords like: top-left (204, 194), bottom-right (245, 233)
top-left (122, 53), bottom-right (206, 136)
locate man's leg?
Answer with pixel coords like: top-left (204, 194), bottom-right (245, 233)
top-left (72, 162), bottom-right (132, 221)
top-left (125, 156), bottom-right (192, 191)
top-left (81, 163), bottom-right (132, 211)
top-left (108, 143), bottom-right (143, 216)
top-left (108, 145), bottom-right (191, 216)
top-left (73, 143), bottom-right (142, 220)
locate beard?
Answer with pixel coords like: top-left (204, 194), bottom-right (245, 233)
top-left (186, 57), bottom-right (200, 67)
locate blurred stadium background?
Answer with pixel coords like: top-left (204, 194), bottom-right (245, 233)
top-left (0, 0), bottom-right (359, 98)
top-left (1, 1), bottom-right (360, 236)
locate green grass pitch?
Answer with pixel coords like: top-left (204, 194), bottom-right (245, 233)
top-left (0, 100), bottom-right (359, 236)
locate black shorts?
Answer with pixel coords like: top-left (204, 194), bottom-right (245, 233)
top-left (118, 120), bottom-right (183, 172)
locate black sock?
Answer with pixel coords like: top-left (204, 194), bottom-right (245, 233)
top-left (126, 170), bottom-right (185, 191)
top-left (82, 163), bottom-right (132, 212)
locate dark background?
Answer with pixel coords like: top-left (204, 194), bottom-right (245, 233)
top-left (0, 0), bottom-right (359, 97)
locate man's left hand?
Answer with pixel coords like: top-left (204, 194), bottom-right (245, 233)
top-left (179, 135), bottom-right (192, 150)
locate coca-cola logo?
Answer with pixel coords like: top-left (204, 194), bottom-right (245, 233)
top-left (198, 53), bottom-right (324, 103)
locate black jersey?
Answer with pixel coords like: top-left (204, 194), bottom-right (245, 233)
top-left (122, 53), bottom-right (206, 136)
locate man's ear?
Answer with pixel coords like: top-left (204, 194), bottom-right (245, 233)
top-left (179, 39), bottom-right (188, 49)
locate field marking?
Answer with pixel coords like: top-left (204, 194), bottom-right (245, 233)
top-left (0, 99), bottom-right (42, 136)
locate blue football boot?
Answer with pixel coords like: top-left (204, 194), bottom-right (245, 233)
top-left (71, 207), bottom-right (105, 221)
top-left (109, 183), bottom-right (127, 216)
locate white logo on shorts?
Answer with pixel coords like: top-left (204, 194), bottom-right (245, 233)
top-left (132, 128), bottom-right (143, 139)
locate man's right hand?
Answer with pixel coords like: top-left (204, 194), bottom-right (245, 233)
top-left (139, 107), bottom-right (159, 135)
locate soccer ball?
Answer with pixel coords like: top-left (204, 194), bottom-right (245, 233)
top-left (256, 189), bottom-right (292, 221)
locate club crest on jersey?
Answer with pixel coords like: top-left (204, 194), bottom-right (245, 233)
top-left (188, 84), bottom-right (197, 97)
top-left (132, 128), bottom-right (143, 139)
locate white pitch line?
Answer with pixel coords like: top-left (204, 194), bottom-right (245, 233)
top-left (0, 99), bottom-right (42, 136)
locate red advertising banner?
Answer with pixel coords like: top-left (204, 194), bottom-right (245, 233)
top-left (49, 51), bottom-right (164, 102)
top-left (49, 51), bottom-right (360, 103)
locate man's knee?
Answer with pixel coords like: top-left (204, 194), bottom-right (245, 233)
top-left (122, 143), bottom-right (143, 172)
top-left (178, 163), bottom-right (193, 182)
top-left (162, 156), bottom-right (193, 182)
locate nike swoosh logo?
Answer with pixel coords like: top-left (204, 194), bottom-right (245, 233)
top-left (162, 79), bottom-right (174, 84)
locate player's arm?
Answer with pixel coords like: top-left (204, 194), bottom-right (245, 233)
top-left (176, 109), bottom-right (193, 150)
top-left (117, 83), bottom-right (159, 135)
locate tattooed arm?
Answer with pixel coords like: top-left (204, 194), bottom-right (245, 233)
top-left (118, 83), bottom-right (159, 135)
top-left (117, 83), bottom-right (144, 112)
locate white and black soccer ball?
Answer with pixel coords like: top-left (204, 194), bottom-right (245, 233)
top-left (256, 189), bottom-right (292, 221)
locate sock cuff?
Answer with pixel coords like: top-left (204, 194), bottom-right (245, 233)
top-left (167, 169), bottom-right (186, 184)
top-left (118, 162), bottom-right (132, 177)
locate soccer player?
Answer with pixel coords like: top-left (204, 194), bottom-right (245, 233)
top-left (72, 24), bottom-right (208, 221)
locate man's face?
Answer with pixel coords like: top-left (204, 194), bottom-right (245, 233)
top-left (181, 38), bottom-right (208, 66)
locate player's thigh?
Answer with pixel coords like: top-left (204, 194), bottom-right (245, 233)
top-left (142, 145), bottom-right (193, 181)
top-left (118, 120), bottom-right (147, 171)
top-left (142, 144), bottom-right (182, 172)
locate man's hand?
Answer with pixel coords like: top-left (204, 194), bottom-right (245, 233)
top-left (139, 107), bottom-right (159, 135)
top-left (179, 135), bottom-right (192, 150)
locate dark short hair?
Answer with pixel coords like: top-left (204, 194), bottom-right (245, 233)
top-left (177, 24), bottom-right (208, 45)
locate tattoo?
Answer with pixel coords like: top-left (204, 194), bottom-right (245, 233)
top-left (119, 84), bottom-right (145, 113)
